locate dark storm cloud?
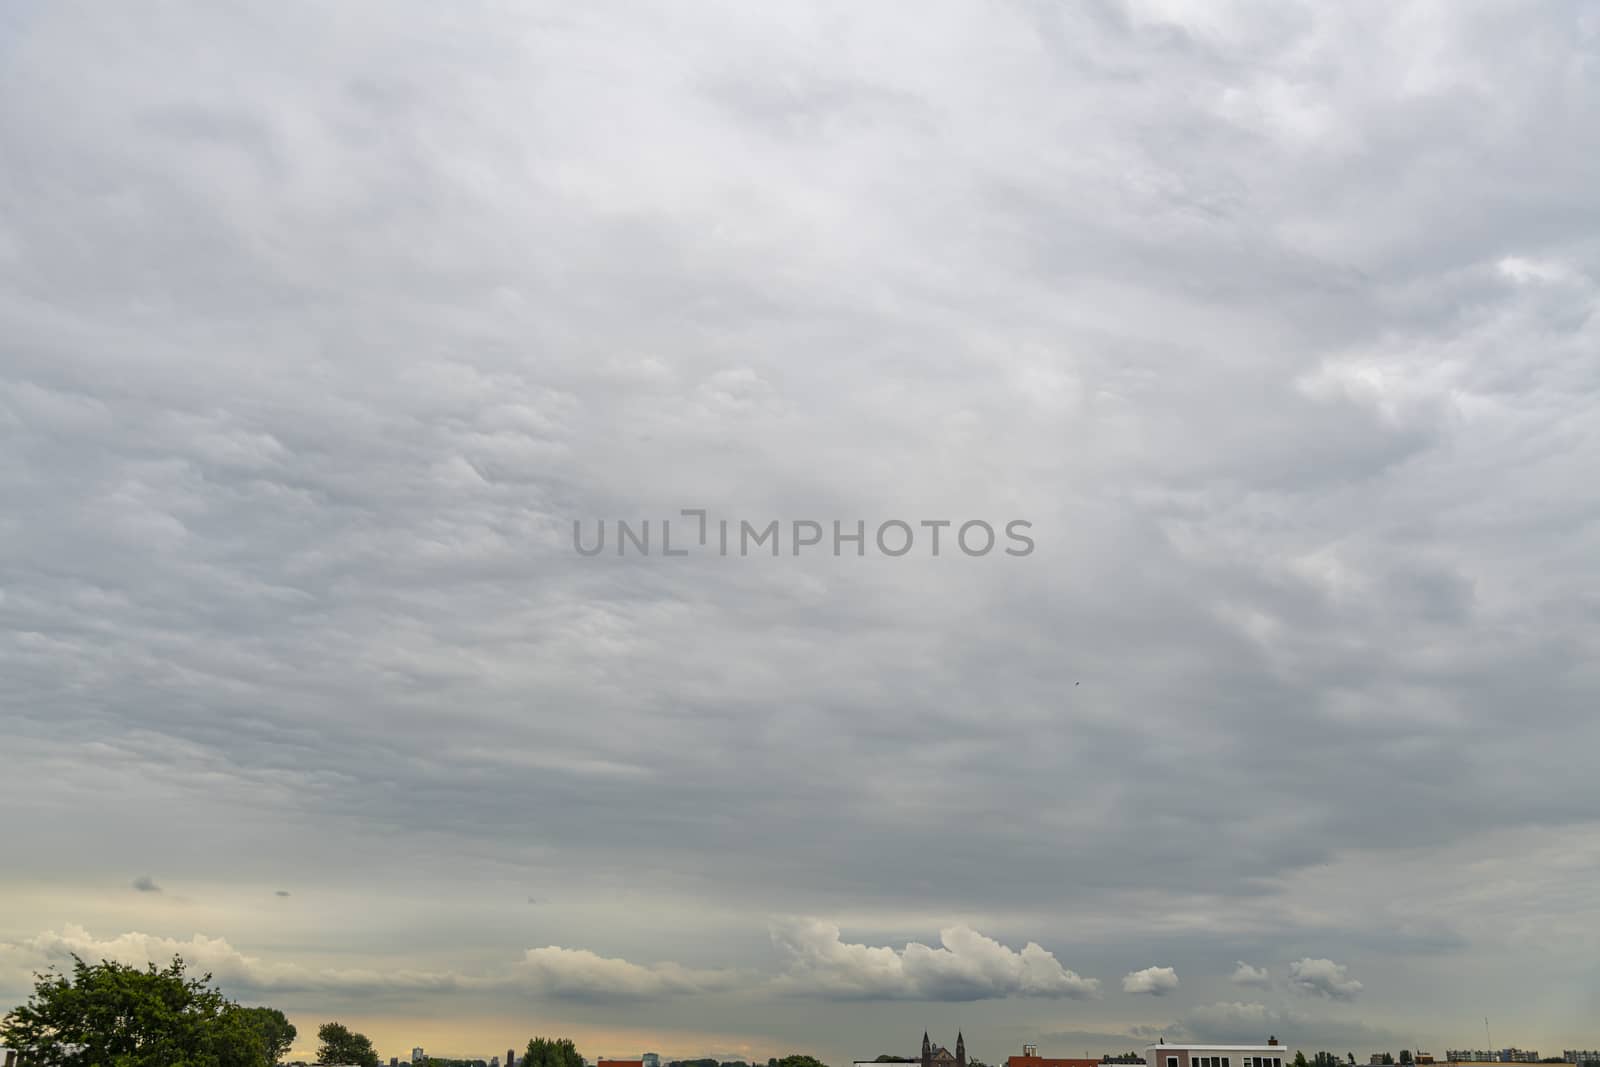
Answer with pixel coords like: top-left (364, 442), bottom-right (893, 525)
top-left (2, 0), bottom-right (1599, 1056)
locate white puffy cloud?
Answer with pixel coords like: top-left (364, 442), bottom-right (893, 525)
top-left (769, 918), bottom-right (1099, 1001)
top-left (1288, 957), bottom-right (1364, 1000)
top-left (515, 946), bottom-right (740, 1002)
top-left (1123, 965), bottom-right (1180, 996)
top-left (1231, 961), bottom-right (1272, 988)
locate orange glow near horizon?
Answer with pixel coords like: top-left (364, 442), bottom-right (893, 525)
top-left (283, 1012), bottom-right (780, 1064)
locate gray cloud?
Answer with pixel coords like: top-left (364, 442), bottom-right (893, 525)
top-left (517, 946), bottom-right (743, 1003)
top-left (130, 876), bottom-right (161, 894)
top-left (1288, 958), bottom-right (1364, 1001)
top-left (1175, 1001), bottom-right (1398, 1048)
top-left (1231, 962), bottom-right (1272, 989)
top-left (0, 926), bottom-right (481, 996)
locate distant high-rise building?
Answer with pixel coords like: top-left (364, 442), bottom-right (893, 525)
top-left (493, 1058), bottom-right (501, 1067)
top-left (510, 1049), bottom-right (518, 1067)
top-left (644, 1054), bottom-right (662, 1067)
top-left (413, 1048), bottom-right (427, 1064)
top-left (1564, 1054), bottom-right (1600, 1066)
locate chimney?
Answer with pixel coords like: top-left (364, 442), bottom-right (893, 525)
top-left (1269, 1039), bottom-right (1281, 1048)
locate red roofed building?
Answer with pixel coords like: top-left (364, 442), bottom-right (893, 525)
top-left (1007, 1045), bottom-right (1103, 1067)
top-left (599, 1059), bottom-right (644, 1067)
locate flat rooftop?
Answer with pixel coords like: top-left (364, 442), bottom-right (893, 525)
top-left (1146, 1047), bottom-right (1289, 1053)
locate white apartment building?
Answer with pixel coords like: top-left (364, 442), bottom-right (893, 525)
top-left (1147, 1039), bottom-right (1290, 1067)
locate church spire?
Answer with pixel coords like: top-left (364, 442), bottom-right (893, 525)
top-left (923, 1032), bottom-right (933, 1067)
top-left (957, 1032), bottom-right (966, 1067)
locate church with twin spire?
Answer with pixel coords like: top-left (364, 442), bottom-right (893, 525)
top-left (923, 1031), bottom-right (967, 1067)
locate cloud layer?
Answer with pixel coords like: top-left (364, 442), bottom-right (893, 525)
top-left (3, 920), bottom-right (1119, 1006)
top-left (2, 0), bottom-right (1599, 1058)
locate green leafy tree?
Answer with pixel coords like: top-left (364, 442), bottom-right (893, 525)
top-left (1294, 1053), bottom-right (1309, 1067)
top-left (231, 1007), bottom-right (296, 1065)
top-left (317, 1021), bottom-right (380, 1067)
top-left (207, 1008), bottom-right (273, 1067)
top-left (523, 1036), bottom-right (584, 1067)
top-left (1400, 1054), bottom-right (1413, 1065)
top-left (0, 954), bottom-right (275, 1067)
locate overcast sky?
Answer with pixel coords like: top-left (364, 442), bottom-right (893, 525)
top-left (3, 0), bottom-right (1600, 1062)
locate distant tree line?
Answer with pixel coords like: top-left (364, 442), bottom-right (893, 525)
top-left (665, 1055), bottom-right (828, 1067)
